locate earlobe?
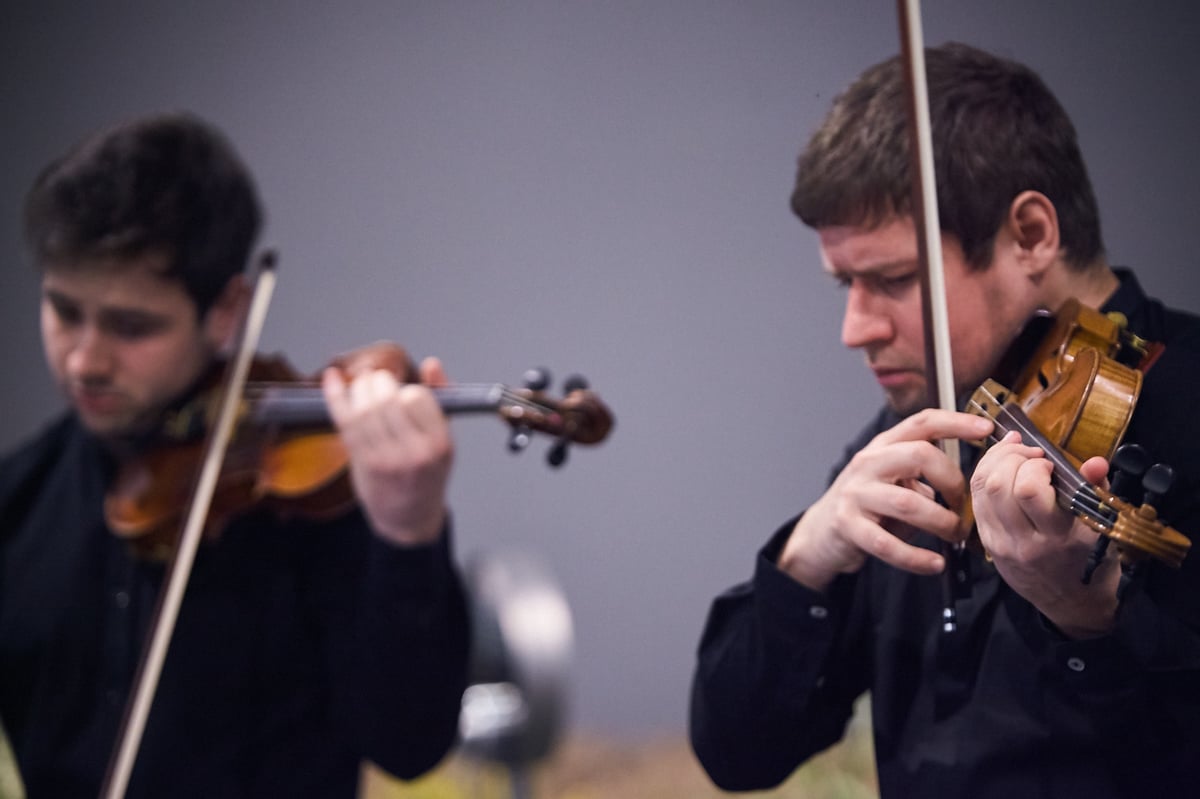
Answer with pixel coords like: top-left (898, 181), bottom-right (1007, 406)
top-left (1008, 191), bottom-right (1060, 276)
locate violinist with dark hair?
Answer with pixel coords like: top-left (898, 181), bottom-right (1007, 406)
top-left (690, 42), bottom-right (1200, 797)
top-left (0, 112), bottom-right (470, 797)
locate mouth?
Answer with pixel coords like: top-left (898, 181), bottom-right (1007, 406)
top-left (71, 386), bottom-right (126, 417)
top-left (870, 366), bottom-right (922, 389)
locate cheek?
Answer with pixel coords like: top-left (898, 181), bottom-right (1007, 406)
top-left (39, 305), bottom-right (58, 346)
top-left (134, 336), bottom-right (211, 398)
top-left (949, 314), bottom-right (1003, 388)
top-left (893, 302), bottom-right (927, 352)
top-left (39, 320), bottom-right (69, 376)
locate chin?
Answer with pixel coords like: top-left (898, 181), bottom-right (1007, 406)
top-left (885, 390), bottom-right (929, 418)
top-left (76, 411), bottom-right (143, 441)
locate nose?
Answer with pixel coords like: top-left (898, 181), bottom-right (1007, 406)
top-left (840, 283), bottom-right (893, 350)
top-left (66, 326), bottom-right (114, 381)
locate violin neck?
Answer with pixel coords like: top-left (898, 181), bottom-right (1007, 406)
top-left (249, 384), bottom-right (510, 427)
top-left (969, 382), bottom-right (1118, 532)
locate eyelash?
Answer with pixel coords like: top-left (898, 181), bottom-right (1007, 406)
top-left (109, 320), bottom-right (158, 339)
top-left (49, 302), bottom-right (82, 326)
top-left (833, 274), bottom-right (917, 293)
top-left (882, 274), bottom-right (917, 290)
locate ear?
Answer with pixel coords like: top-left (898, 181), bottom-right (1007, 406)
top-left (201, 273), bottom-right (251, 352)
top-left (1005, 191), bottom-right (1061, 278)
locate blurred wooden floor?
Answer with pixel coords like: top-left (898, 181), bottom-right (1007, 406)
top-left (363, 709), bottom-right (876, 799)
top-left (0, 703), bottom-right (875, 799)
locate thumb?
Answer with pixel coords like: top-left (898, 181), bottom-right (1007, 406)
top-left (1079, 455), bottom-right (1110, 488)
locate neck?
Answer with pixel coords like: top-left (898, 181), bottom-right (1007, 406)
top-left (1040, 260), bottom-right (1120, 312)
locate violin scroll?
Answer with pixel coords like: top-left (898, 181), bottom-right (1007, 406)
top-left (500, 368), bottom-right (614, 467)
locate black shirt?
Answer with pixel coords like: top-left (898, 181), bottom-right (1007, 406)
top-left (0, 414), bottom-right (469, 798)
top-left (690, 270), bottom-right (1200, 798)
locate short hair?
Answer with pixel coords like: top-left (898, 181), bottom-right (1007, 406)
top-left (791, 42), bottom-right (1103, 271)
top-left (23, 111), bottom-right (263, 314)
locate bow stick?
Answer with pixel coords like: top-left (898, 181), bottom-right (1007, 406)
top-left (895, 0), bottom-right (968, 632)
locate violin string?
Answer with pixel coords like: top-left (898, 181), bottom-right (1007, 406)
top-left (240, 381), bottom-right (565, 428)
top-left (991, 408), bottom-right (1118, 526)
top-left (970, 397), bottom-right (1194, 563)
top-left (966, 396), bottom-right (1115, 529)
top-left (977, 429), bottom-right (1109, 523)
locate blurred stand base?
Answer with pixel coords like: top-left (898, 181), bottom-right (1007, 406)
top-left (376, 548), bottom-right (573, 799)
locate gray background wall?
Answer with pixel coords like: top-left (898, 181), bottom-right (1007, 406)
top-left (3, 1), bottom-right (1198, 739)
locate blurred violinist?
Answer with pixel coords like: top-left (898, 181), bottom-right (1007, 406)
top-left (690, 43), bottom-right (1200, 797)
top-left (0, 112), bottom-right (469, 797)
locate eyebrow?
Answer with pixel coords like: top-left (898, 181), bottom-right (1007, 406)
top-left (823, 258), bottom-right (919, 279)
top-left (43, 286), bottom-right (73, 304)
top-left (44, 288), bottom-right (174, 327)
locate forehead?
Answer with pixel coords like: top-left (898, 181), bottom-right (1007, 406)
top-left (816, 217), bottom-right (920, 275)
top-left (41, 252), bottom-right (195, 315)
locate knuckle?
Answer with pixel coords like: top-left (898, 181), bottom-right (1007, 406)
top-left (980, 469), bottom-right (1007, 498)
top-left (906, 408), bottom-right (940, 438)
top-left (889, 489), bottom-right (920, 517)
top-left (829, 497), bottom-right (857, 532)
top-left (866, 528), bottom-right (896, 560)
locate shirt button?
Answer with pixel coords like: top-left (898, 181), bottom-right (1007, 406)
top-left (1067, 657), bottom-right (1086, 672)
top-left (809, 605), bottom-right (829, 620)
top-left (114, 591), bottom-right (131, 609)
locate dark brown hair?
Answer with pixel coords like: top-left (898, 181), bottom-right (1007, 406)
top-left (24, 112), bottom-right (262, 314)
top-left (791, 42), bottom-right (1103, 270)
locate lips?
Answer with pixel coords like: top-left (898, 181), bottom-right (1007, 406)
top-left (872, 366), bottom-right (909, 376)
top-left (871, 366), bottom-right (922, 389)
top-left (72, 387), bottom-right (126, 417)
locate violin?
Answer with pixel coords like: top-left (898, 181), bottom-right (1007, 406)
top-left (965, 299), bottom-right (1189, 572)
top-left (104, 342), bottom-right (615, 560)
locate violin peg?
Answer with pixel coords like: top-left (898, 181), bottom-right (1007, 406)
top-left (1110, 443), bottom-right (1148, 483)
top-left (562, 374), bottom-right (589, 394)
top-left (508, 426), bottom-right (533, 453)
top-left (1116, 561), bottom-right (1145, 602)
top-left (523, 367), bottom-right (552, 392)
top-left (546, 438), bottom-right (570, 468)
top-left (1110, 444), bottom-right (1149, 502)
top-left (1142, 463), bottom-right (1175, 508)
top-left (1081, 537), bottom-right (1111, 585)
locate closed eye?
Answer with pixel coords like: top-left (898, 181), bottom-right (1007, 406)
top-left (103, 312), bottom-right (169, 340)
top-left (880, 272), bottom-right (918, 293)
top-left (45, 293), bottom-right (82, 326)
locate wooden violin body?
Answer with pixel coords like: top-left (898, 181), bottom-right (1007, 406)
top-left (104, 355), bottom-right (352, 559)
top-left (991, 298), bottom-right (1160, 465)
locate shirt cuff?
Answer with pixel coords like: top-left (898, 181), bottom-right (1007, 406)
top-left (754, 518), bottom-right (843, 643)
top-left (365, 515), bottom-right (457, 605)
